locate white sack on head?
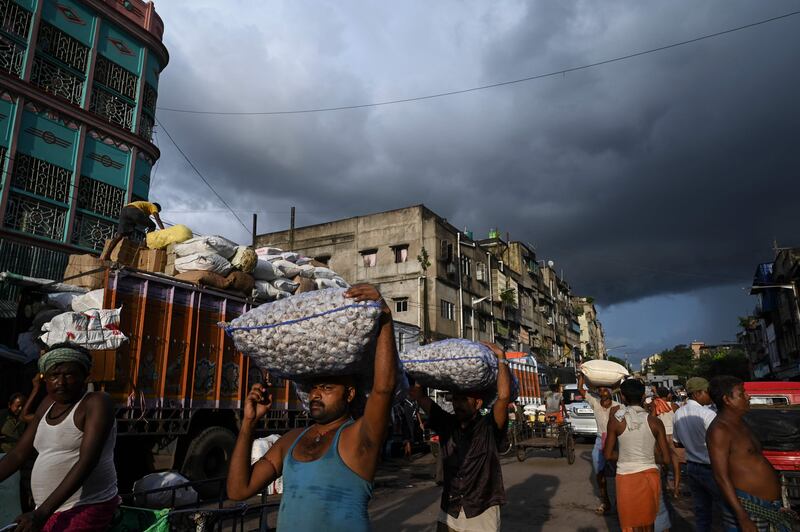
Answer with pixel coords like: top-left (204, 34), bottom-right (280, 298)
top-left (70, 289), bottom-right (105, 313)
top-left (253, 259), bottom-right (279, 281)
top-left (223, 288), bottom-right (382, 379)
top-left (174, 253), bottom-right (232, 276)
top-left (40, 309), bottom-right (127, 350)
top-left (580, 359), bottom-right (629, 387)
top-left (174, 235), bottom-right (238, 259)
top-left (401, 339), bottom-right (498, 392)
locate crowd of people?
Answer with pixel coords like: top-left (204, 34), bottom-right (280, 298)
top-left (0, 280), bottom-right (797, 531)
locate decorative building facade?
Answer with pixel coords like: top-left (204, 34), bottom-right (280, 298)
top-left (0, 0), bottom-right (167, 286)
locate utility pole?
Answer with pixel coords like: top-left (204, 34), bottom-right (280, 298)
top-left (251, 213), bottom-right (257, 247)
top-left (288, 206), bottom-right (296, 251)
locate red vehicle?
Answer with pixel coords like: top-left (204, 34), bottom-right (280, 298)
top-left (743, 381), bottom-right (800, 510)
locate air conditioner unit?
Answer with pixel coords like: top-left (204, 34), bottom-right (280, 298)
top-left (546, 317), bottom-right (553, 326)
top-left (476, 265), bottom-right (486, 281)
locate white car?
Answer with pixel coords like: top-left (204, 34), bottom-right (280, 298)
top-left (563, 384), bottom-right (598, 438)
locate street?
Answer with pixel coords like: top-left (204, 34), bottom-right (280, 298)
top-left (369, 442), bottom-right (697, 531)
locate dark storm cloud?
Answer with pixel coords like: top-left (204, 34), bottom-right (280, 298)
top-left (151, 1), bottom-right (800, 307)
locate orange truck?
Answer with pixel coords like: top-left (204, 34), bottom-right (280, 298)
top-left (506, 352), bottom-right (541, 405)
top-left (5, 266), bottom-right (304, 494)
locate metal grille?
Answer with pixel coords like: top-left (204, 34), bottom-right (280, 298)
top-left (0, 33), bottom-right (24, 76)
top-left (89, 85), bottom-right (134, 130)
top-left (36, 21), bottom-right (88, 72)
top-left (3, 193), bottom-right (67, 240)
top-left (0, 0), bottom-right (31, 40)
top-left (30, 55), bottom-right (84, 106)
top-left (93, 55), bottom-right (138, 100)
top-left (71, 211), bottom-right (115, 250)
top-left (138, 113), bottom-right (153, 141)
top-left (142, 83), bottom-right (157, 110)
top-left (11, 152), bottom-right (72, 202)
top-left (77, 176), bottom-right (125, 218)
top-left (0, 237), bottom-right (69, 300)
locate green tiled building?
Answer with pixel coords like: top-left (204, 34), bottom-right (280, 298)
top-left (0, 0), bottom-right (167, 284)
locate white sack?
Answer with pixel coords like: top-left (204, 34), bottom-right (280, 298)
top-left (46, 292), bottom-right (79, 310)
top-left (401, 339), bottom-right (498, 392)
top-left (253, 259), bottom-right (279, 281)
top-left (312, 267), bottom-right (337, 280)
top-left (295, 256), bottom-right (313, 266)
top-left (271, 260), bottom-right (301, 279)
top-left (580, 359), bottom-right (629, 387)
top-left (174, 235), bottom-right (237, 259)
top-left (297, 264), bottom-right (316, 278)
top-left (40, 309), bottom-right (127, 350)
top-left (314, 279), bottom-right (339, 290)
top-left (132, 472), bottom-right (199, 508)
top-left (332, 276), bottom-right (349, 288)
top-left (255, 247), bottom-right (283, 257)
top-left (225, 288), bottom-right (381, 378)
top-left (174, 253), bottom-right (232, 276)
top-left (251, 434), bottom-right (281, 465)
top-left (280, 252), bottom-right (300, 263)
top-left (70, 289), bottom-right (105, 313)
top-left (253, 281), bottom-right (292, 301)
top-left (272, 278), bottom-right (299, 293)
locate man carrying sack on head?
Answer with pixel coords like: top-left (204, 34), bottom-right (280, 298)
top-left (409, 343), bottom-right (512, 532)
top-left (0, 343), bottom-right (119, 531)
top-left (99, 200), bottom-right (164, 261)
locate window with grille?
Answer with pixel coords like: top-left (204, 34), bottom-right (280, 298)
top-left (90, 55), bottom-right (139, 131)
top-left (440, 299), bottom-right (454, 321)
top-left (30, 22), bottom-right (88, 105)
top-left (0, 0), bottom-right (31, 78)
top-left (392, 244), bottom-right (408, 264)
top-left (461, 256), bottom-right (472, 277)
top-left (394, 297), bottom-right (408, 313)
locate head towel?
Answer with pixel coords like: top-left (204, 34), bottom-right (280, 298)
top-left (39, 346), bottom-right (93, 374)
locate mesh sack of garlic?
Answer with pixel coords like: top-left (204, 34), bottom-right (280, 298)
top-left (400, 339), bottom-right (498, 392)
top-left (223, 288), bottom-right (382, 378)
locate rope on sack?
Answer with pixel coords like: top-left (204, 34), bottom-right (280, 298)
top-left (400, 355), bottom-right (490, 364)
top-left (218, 301), bottom-right (382, 336)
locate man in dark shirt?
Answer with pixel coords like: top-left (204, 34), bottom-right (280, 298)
top-left (409, 342), bottom-right (511, 532)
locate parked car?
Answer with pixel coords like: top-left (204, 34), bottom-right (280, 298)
top-left (563, 384), bottom-right (598, 439)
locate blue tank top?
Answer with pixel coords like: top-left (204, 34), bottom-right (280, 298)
top-left (276, 419), bottom-right (373, 531)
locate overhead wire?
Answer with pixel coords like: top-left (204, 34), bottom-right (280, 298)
top-left (156, 10), bottom-right (800, 116)
top-left (153, 115), bottom-right (251, 234)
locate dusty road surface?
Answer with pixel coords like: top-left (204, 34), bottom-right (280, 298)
top-left (369, 441), bottom-right (696, 532)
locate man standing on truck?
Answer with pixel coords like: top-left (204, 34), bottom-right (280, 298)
top-left (99, 200), bottom-right (164, 261)
top-left (577, 371), bottom-right (620, 516)
top-left (0, 343), bottom-right (119, 531)
top-left (409, 342), bottom-right (511, 532)
top-left (707, 375), bottom-right (800, 531)
top-left (227, 284), bottom-right (397, 532)
top-left (673, 376), bottom-right (720, 532)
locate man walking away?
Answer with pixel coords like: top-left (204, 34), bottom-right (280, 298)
top-left (577, 371), bottom-right (620, 515)
top-left (652, 387), bottom-right (683, 496)
top-left (707, 376), bottom-right (800, 532)
top-left (99, 200), bottom-right (164, 261)
top-left (673, 377), bottom-right (720, 532)
top-left (410, 342), bottom-right (512, 532)
top-left (227, 284), bottom-right (397, 532)
top-left (604, 379), bottom-right (671, 532)
top-left (0, 343), bottom-right (119, 531)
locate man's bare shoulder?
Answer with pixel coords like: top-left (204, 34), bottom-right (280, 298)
top-left (707, 415), bottom-right (734, 438)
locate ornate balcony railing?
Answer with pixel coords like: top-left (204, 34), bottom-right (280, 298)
top-left (30, 55), bottom-right (84, 106)
top-left (93, 55), bottom-right (138, 100)
top-left (36, 22), bottom-right (89, 72)
top-left (0, 0), bottom-right (31, 41)
top-left (77, 175), bottom-right (125, 219)
top-left (90, 85), bottom-right (134, 130)
top-left (138, 112), bottom-right (153, 141)
top-left (3, 192), bottom-right (67, 240)
top-left (0, 33), bottom-right (24, 77)
top-left (71, 211), bottom-right (115, 250)
top-left (11, 152), bottom-right (72, 203)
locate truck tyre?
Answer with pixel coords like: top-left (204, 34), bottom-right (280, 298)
top-left (181, 426), bottom-right (236, 499)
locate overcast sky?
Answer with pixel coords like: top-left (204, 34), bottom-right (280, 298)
top-left (149, 1), bottom-right (800, 365)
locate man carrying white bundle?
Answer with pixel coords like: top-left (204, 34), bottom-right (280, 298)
top-left (227, 284), bottom-right (397, 532)
top-left (409, 343), bottom-right (511, 532)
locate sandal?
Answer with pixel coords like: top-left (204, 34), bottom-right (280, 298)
top-left (594, 502), bottom-right (611, 515)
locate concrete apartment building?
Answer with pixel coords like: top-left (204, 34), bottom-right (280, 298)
top-left (255, 204), bottom-right (589, 370)
top-left (573, 296), bottom-right (607, 360)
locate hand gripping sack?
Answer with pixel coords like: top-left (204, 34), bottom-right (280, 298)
top-left (222, 288), bottom-right (382, 379)
top-left (401, 339), bottom-right (498, 392)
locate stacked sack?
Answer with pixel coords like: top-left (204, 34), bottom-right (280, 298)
top-left (252, 247), bottom-right (349, 302)
top-left (172, 236), bottom-right (256, 297)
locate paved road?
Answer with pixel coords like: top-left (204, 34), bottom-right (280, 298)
top-left (370, 442), bottom-right (697, 532)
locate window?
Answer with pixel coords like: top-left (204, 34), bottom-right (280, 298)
top-left (392, 244), bottom-right (409, 263)
top-left (361, 249), bottom-right (377, 268)
top-left (463, 306), bottom-right (471, 328)
top-left (440, 299), bottom-right (454, 320)
top-left (461, 256), bottom-right (472, 277)
top-left (478, 316), bottom-right (487, 332)
top-left (440, 240), bottom-right (453, 261)
top-left (395, 297), bottom-right (408, 313)
top-left (315, 255), bottom-right (330, 266)
top-left (476, 262), bottom-right (487, 282)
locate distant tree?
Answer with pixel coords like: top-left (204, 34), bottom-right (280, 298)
top-left (693, 348), bottom-right (749, 381)
top-left (651, 345), bottom-right (695, 381)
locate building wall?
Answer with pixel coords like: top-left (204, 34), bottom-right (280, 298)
top-left (0, 0), bottom-right (167, 281)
